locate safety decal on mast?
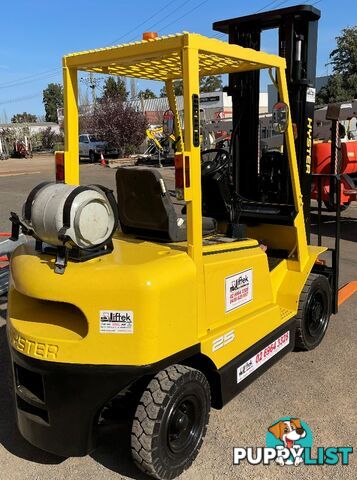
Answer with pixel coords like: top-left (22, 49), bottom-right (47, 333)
top-left (306, 87), bottom-right (316, 103)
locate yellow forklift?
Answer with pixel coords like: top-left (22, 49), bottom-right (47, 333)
top-left (7, 26), bottom-right (334, 480)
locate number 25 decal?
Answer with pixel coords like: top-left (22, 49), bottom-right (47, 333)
top-left (212, 330), bottom-right (235, 352)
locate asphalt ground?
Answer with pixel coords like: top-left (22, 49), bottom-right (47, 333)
top-left (0, 155), bottom-right (356, 480)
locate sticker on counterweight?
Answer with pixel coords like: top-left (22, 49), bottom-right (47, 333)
top-left (100, 310), bottom-right (134, 334)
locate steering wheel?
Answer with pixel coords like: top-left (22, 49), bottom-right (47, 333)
top-left (201, 148), bottom-right (230, 176)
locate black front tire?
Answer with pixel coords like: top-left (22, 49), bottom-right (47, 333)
top-left (131, 364), bottom-right (210, 480)
top-left (294, 273), bottom-right (331, 351)
top-left (89, 150), bottom-right (96, 163)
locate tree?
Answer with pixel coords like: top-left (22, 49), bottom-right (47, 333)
top-left (79, 89), bottom-right (90, 107)
top-left (0, 127), bottom-right (16, 144)
top-left (102, 76), bottom-right (128, 101)
top-left (86, 94), bottom-right (147, 155)
top-left (11, 112), bottom-right (37, 123)
top-left (329, 26), bottom-right (357, 77)
top-left (1, 124), bottom-right (30, 148)
top-left (160, 80), bottom-right (183, 97)
top-left (317, 26), bottom-right (357, 104)
top-left (138, 88), bottom-right (157, 99)
top-left (40, 127), bottom-right (56, 149)
top-left (0, 109), bottom-right (8, 123)
top-left (200, 75), bottom-right (223, 92)
top-left (159, 75), bottom-right (223, 97)
top-left (43, 83), bottom-right (63, 122)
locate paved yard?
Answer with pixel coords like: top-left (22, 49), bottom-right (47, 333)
top-left (0, 155), bottom-right (356, 479)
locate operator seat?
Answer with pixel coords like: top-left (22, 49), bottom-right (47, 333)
top-left (116, 167), bottom-right (217, 242)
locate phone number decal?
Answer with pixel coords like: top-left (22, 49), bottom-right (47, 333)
top-left (237, 331), bottom-right (290, 383)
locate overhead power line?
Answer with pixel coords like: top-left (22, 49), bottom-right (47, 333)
top-left (0, 72), bottom-right (59, 90)
top-left (159, 0), bottom-right (210, 34)
top-left (108, 0), bottom-right (177, 45)
top-left (211, 0), bottom-right (297, 39)
top-left (0, 93), bottom-right (42, 106)
top-left (1, 2), bottom-right (180, 88)
top-left (130, 0), bottom-right (192, 40)
top-left (0, 0), bottom-right (212, 105)
top-left (211, 0), bottom-right (280, 39)
top-left (0, 69), bottom-right (59, 89)
top-left (255, 0), bottom-right (284, 14)
top-left (266, 0), bottom-right (293, 10)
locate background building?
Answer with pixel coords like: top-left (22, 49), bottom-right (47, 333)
top-left (58, 91), bottom-right (269, 127)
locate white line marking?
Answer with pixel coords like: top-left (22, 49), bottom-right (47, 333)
top-left (0, 171), bottom-right (41, 177)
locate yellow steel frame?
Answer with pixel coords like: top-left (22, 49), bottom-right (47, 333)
top-left (62, 32), bottom-right (309, 271)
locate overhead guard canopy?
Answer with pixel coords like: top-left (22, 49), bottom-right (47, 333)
top-left (63, 32), bottom-right (285, 80)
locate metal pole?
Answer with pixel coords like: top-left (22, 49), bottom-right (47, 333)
top-left (334, 175), bottom-right (341, 313)
top-left (329, 119), bottom-right (338, 206)
top-left (89, 73), bottom-right (96, 105)
top-left (317, 175), bottom-right (322, 246)
top-left (63, 62), bottom-right (79, 185)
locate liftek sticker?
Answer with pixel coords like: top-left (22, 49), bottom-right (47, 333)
top-left (100, 310), bottom-right (134, 334)
top-left (225, 268), bottom-right (253, 313)
top-left (237, 331), bottom-right (290, 383)
top-left (306, 87), bottom-right (316, 103)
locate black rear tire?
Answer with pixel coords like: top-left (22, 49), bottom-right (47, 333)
top-left (294, 273), bottom-right (331, 351)
top-left (131, 364), bottom-right (210, 480)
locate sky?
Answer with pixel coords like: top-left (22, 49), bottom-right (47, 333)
top-left (0, 0), bottom-right (356, 121)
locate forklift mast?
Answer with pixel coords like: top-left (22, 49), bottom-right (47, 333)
top-left (213, 4), bottom-right (320, 238)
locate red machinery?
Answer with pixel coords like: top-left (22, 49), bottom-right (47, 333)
top-left (13, 139), bottom-right (32, 158)
top-left (312, 141), bottom-right (357, 210)
top-left (311, 101), bottom-right (357, 211)
top-left (0, 232), bottom-right (26, 295)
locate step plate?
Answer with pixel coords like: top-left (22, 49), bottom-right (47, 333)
top-left (280, 307), bottom-right (295, 321)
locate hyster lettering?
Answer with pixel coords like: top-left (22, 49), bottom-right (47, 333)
top-left (306, 117), bottom-right (313, 173)
top-left (10, 328), bottom-right (59, 359)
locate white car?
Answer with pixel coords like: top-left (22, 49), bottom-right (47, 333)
top-left (79, 134), bottom-right (107, 162)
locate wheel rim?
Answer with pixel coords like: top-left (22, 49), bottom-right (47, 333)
top-left (167, 395), bottom-right (200, 455)
top-left (165, 393), bottom-right (205, 461)
top-left (306, 290), bottom-right (328, 338)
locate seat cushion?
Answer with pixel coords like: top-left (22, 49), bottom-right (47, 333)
top-left (116, 167), bottom-right (217, 243)
top-left (174, 215), bottom-right (217, 241)
top-left (202, 216), bottom-right (217, 236)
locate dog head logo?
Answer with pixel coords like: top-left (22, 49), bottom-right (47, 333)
top-left (268, 418), bottom-right (306, 449)
top-left (233, 417), bottom-right (352, 467)
top-left (266, 417), bottom-right (312, 466)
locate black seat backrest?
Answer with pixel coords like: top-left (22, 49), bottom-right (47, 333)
top-left (116, 167), bottom-right (186, 242)
top-left (201, 173), bottom-right (233, 222)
